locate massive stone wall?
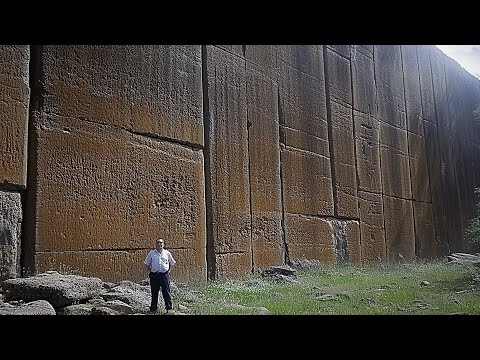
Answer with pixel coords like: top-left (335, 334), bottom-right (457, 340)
top-left (1, 45), bottom-right (480, 284)
top-left (0, 46), bottom-right (29, 281)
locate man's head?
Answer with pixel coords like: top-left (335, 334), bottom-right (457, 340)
top-left (155, 238), bottom-right (164, 251)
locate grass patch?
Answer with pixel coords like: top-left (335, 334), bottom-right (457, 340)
top-left (171, 259), bottom-right (480, 315)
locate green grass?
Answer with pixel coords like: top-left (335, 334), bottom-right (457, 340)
top-left (171, 259), bottom-right (480, 315)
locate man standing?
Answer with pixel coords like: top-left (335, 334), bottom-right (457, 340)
top-left (144, 238), bottom-right (176, 313)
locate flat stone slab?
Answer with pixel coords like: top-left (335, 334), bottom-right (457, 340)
top-left (1, 271), bottom-right (103, 307)
top-left (0, 300), bottom-right (56, 315)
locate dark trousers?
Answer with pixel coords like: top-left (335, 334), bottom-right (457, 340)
top-left (149, 271), bottom-right (173, 311)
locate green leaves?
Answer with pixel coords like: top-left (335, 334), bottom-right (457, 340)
top-left (466, 187), bottom-right (480, 253)
top-left (474, 104), bottom-right (480, 122)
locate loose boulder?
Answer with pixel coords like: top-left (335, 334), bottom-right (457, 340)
top-left (1, 271), bottom-right (104, 307)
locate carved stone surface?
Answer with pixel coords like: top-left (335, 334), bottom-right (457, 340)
top-left (24, 118), bottom-right (206, 283)
top-left (285, 214), bottom-right (335, 264)
top-left (383, 196), bottom-right (415, 262)
top-left (0, 45), bottom-right (29, 188)
top-left (379, 122), bottom-right (411, 199)
top-left (358, 191), bottom-right (386, 263)
top-left (37, 45), bottom-right (204, 146)
top-left (247, 63), bottom-right (284, 269)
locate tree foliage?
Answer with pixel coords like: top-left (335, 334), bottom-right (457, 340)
top-left (474, 104), bottom-right (480, 122)
top-left (465, 188), bottom-right (480, 253)
top-left (466, 104), bottom-right (480, 253)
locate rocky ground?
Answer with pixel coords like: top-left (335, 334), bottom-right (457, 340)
top-left (0, 265), bottom-right (298, 315)
top-left (0, 270), bottom-right (183, 315)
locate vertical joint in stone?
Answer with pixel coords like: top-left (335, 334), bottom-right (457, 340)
top-left (201, 45), bottom-right (215, 281)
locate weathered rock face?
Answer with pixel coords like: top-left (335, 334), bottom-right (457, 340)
top-left (0, 45), bottom-right (29, 282)
top-left (0, 191), bottom-right (22, 281)
top-left (1, 45), bottom-right (480, 284)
